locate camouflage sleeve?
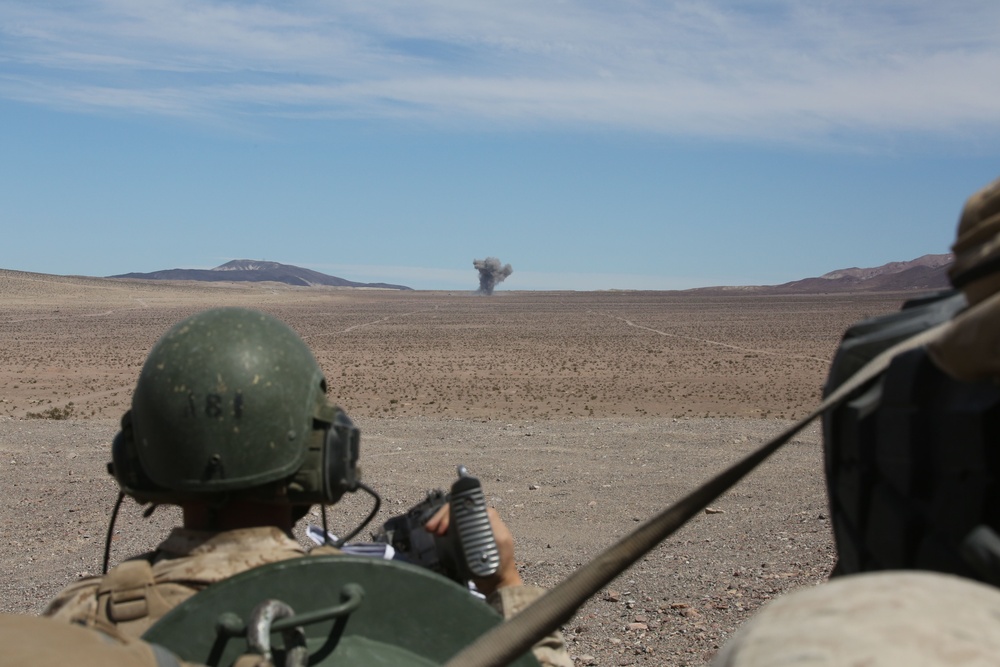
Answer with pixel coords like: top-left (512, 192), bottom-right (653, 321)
top-left (488, 585), bottom-right (573, 667)
top-left (41, 576), bottom-right (101, 624)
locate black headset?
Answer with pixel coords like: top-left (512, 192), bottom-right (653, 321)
top-left (108, 406), bottom-right (362, 505)
top-left (103, 406), bottom-right (378, 573)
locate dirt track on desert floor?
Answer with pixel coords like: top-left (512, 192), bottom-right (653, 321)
top-left (0, 270), bottom-right (908, 423)
top-left (0, 270), bottom-right (914, 665)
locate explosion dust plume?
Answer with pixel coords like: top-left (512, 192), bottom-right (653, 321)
top-left (473, 257), bottom-right (513, 295)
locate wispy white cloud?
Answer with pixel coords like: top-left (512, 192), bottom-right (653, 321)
top-left (3, 1), bottom-right (1000, 143)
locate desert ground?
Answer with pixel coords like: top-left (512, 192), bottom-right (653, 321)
top-left (0, 269), bottom-right (914, 665)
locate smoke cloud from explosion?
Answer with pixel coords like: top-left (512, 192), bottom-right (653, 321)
top-left (473, 257), bottom-right (513, 295)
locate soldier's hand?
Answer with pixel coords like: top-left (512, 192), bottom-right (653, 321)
top-left (424, 505), bottom-right (523, 596)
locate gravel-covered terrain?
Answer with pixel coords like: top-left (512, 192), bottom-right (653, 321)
top-left (0, 271), bottom-right (911, 665)
top-left (0, 415), bottom-right (831, 666)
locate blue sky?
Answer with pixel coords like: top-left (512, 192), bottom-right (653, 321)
top-left (3, 2), bottom-right (1000, 291)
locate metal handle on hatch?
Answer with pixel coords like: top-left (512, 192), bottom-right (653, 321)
top-left (214, 583), bottom-right (365, 638)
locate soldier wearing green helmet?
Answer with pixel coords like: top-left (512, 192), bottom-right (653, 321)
top-left (42, 307), bottom-right (571, 667)
top-left (113, 306), bottom-right (361, 510)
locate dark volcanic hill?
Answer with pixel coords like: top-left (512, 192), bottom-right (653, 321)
top-left (691, 254), bottom-right (953, 294)
top-left (110, 260), bottom-right (412, 290)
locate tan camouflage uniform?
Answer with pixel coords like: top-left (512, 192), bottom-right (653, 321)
top-left (44, 526), bottom-right (571, 667)
top-left (44, 526), bottom-right (309, 637)
top-left (1, 613), bottom-right (198, 667)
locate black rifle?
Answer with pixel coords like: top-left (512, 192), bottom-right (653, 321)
top-left (374, 465), bottom-right (500, 585)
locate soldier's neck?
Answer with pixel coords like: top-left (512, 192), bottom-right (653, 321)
top-left (182, 502), bottom-right (294, 532)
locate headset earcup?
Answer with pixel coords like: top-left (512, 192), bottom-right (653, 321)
top-left (322, 411), bottom-right (361, 503)
top-left (109, 410), bottom-right (160, 500)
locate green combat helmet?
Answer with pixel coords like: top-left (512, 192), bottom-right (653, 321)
top-left (110, 307), bottom-right (361, 506)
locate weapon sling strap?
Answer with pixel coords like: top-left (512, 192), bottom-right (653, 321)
top-left (445, 319), bottom-right (953, 667)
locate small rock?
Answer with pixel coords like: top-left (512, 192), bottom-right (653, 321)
top-left (529, 484), bottom-right (540, 490)
top-left (605, 590), bottom-right (621, 602)
top-left (578, 655), bottom-right (596, 666)
top-left (704, 507), bottom-right (725, 514)
top-left (627, 622), bottom-right (648, 632)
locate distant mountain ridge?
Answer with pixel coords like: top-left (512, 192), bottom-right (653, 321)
top-left (817, 253), bottom-right (952, 281)
top-left (691, 254), bottom-right (954, 294)
top-left (781, 253), bottom-right (953, 292)
top-left (110, 260), bottom-right (412, 290)
top-left (106, 255), bottom-right (950, 293)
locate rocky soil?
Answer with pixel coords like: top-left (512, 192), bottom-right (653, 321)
top-left (0, 415), bottom-right (831, 666)
top-left (0, 271), bottom-right (913, 665)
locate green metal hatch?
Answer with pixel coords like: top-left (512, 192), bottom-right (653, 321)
top-left (143, 555), bottom-right (540, 667)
